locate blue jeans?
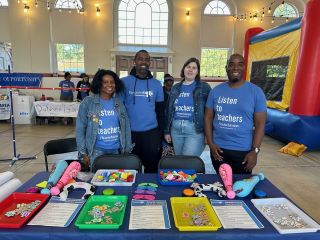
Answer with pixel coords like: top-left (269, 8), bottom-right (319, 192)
top-left (90, 148), bottom-right (120, 169)
top-left (171, 119), bottom-right (205, 156)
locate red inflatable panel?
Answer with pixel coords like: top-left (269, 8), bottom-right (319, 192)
top-left (290, 0), bottom-right (320, 116)
top-left (243, 27), bottom-right (264, 80)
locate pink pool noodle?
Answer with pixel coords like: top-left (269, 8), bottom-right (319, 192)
top-left (219, 163), bottom-right (235, 199)
top-left (50, 161), bottom-right (81, 195)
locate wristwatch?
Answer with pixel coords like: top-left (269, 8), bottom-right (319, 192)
top-left (252, 147), bottom-right (260, 154)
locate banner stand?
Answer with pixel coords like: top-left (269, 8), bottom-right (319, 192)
top-left (0, 66), bottom-right (37, 166)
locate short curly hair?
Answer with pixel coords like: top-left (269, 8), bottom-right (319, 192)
top-left (91, 69), bottom-right (124, 94)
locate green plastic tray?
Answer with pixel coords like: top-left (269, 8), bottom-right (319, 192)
top-left (75, 195), bottom-right (127, 229)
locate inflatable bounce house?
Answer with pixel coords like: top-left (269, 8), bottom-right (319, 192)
top-left (243, 0), bottom-right (320, 150)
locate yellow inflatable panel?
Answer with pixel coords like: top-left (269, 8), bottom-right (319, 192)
top-left (247, 30), bottom-right (300, 111)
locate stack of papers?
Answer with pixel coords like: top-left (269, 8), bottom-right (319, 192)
top-left (129, 200), bottom-right (171, 230)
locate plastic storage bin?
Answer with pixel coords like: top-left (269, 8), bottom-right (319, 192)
top-left (158, 169), bottom-right (197, 186)
top-left (75, 195), bottom-right (128, 229)
top-left (91, 169), bottom-right (136, 186)
top-left (0, 193), bottom-right (49, 229)
top-left (170, 197), bottom-right (221, 231)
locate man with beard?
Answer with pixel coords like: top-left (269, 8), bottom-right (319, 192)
top-left (204, 53), bottom-right (267, 174)
top-left (122, 50), bottom-right (164, 173)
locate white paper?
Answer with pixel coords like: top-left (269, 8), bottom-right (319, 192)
top-left (28, 197), bottom-right (85, 227)
top-left (129, 200), bottom-right (170, 230)
top-left (211, 200), bottom-right (263, 229)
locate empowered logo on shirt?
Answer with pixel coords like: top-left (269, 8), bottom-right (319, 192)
top-left (216, 96), bottom-right (243, 129)
top-left (129, 90), bottom-right (154, 98)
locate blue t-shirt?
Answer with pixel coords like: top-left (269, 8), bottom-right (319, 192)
top-left (95, 98), bottom-right (120, 150)
top-left (206, 82), bottom-right (267, 151)
top-left (80, 83), bottom-right (89, 99)
top-left (174, 82), bottom-right (196, 121)
top-left (59, 80), bottom-right (74, 97)
top-left (122, 75), bottom-right (164, 131)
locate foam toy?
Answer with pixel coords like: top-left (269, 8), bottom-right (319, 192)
top-left (59, 182), bottom-right (96, 201)
top-left (41, 160), bottom-right (68, 195)
top-left (36, 181), bottom-right (47, 189)
top-left (50, 161), bottom-right (81, 196)
top-left (233, 173), bottom-right (265, 197)
top-left (219, 164), bottom-right (235, 199)
top-left (190, 182), bottom-right (226, 198)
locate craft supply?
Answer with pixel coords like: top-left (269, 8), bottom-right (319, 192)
top-left (233, 173), bottom-right (264, 197)
top-left (190, 182), bottom-right (226, 198)
top-left (50, 161), bottom-right (81, 196)
top-left (132, 194), bottom-right (156, 200)
top-left (75, 195), bottom-right (127, 229)
top-left (0, 193), bottom-right (49, 229)
top-left (219, 164), bottom-right (235, 199)
top-left (170, 197), bottom-right (221, 231)
top-left (59, 182), bottom-right (96, 201)
top-left (103, 188), bottom-right (115, 196)
top-left (138, 182), bottom-right (158, 188)
top-left (182, 189), bottom-right (195, 197)
top-left (91, 170), bottom-right (137, 186)
top-left (159, 170), bottom-right (197, 184)
top-left (254, 189), bottom-right (267, 198)
top-left (41, 160), bottom-right (68, 195)
top-left (251, 198), bottom-right (320, 234)
top-left (26, 187), bottom-right (40, 193)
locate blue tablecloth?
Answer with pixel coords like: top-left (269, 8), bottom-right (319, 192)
top-left (0, 172), bottom-right (318, 240)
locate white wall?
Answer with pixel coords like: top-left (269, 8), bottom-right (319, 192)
top-left (0, 0), bottom-right (306, 95)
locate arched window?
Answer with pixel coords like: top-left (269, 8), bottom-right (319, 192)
top-left (0, 0), bottom-right (8, 7)
top-left (204, 0), bottom-right (231, 15)
top-left (118, 0), bottom-right (169, 45)
top-left (273, 3), bottom-right (298, 18)
top-left (54, 0), bottom-right (82, 9)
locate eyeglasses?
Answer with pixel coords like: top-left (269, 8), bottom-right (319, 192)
top-left (136, 186), bottom-right (158, 191)
top-left (134, 190), bottom-right (156, 195)
top-left (138, 183), bottom-right (158, 188)
top-left (132, 194), bottom-right (156, 200)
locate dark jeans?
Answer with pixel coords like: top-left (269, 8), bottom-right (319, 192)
top-left (210, 148), bottom-right (252, 174)
top-left (132, 128), bottom-right (161, 173)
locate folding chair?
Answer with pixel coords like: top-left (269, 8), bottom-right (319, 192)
top-left (43, 138), bottom-right (77, 171)
top-left (92, 153), bottom-right (142, 173)
top-left (158, 155), bottom-right (205, 173)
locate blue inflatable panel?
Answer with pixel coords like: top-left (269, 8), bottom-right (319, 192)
top-left (266, 108), bottom-right (320, 150)
top-left (251, 17), bottom-right (302, 44)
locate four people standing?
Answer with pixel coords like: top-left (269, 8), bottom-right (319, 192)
top-left (76, 50), bottom-right (266, 174)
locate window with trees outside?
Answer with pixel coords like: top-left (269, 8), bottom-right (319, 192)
top-left (204, 0), bottom-right (231, 15)
top-left (54, 0), bottom-right (82, 9)
top-left (0, 0), bottom-right (8, 7)
top-left (118, 0), bottom-right (169, 45)
top-left (273, 3), bottom-right (298, 18)
top-left (56, 44), bottom-right (84, 73)
top-left (200, 48), bottom-right (229, 78)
